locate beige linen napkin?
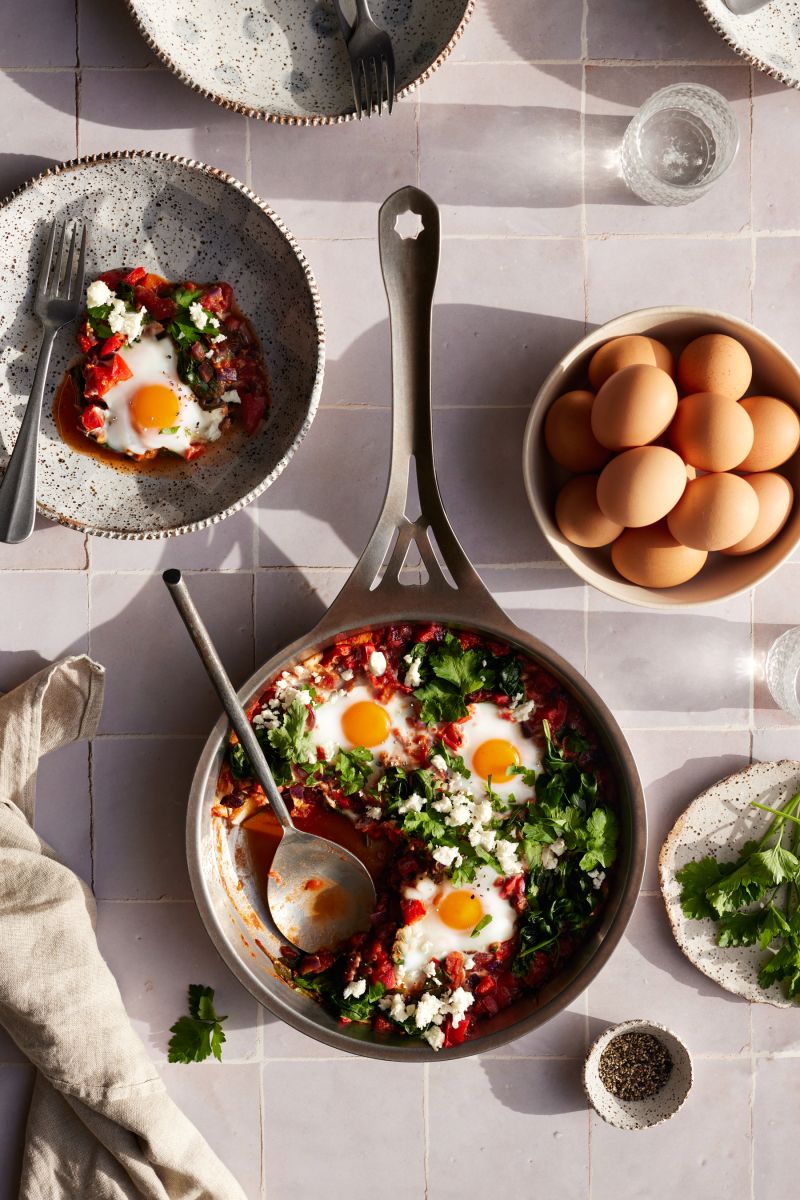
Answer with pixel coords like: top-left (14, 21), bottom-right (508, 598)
top-left (0, 656), bottom-right (247, 1200)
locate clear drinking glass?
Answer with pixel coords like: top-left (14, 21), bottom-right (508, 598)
top-left (620, 84), bottom-right (740, 206)
top-left (765, 628), bottom-right (800, 721)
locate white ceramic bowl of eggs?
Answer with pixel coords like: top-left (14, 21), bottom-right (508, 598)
top-left (522, 308), bottom-right (800, 607)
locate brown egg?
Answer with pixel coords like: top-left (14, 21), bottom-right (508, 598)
top-left (737, 396), bottom-right (800, 471)
top-left (555, 475), bottom-right (624, 548)
top-left (669, 392), bottom-right (754, 472)
top-left (721, 473), bottom-right (794, 556)
top-left (596, 446), bottom-right (687, 528)
top-left (588, 335), bottom-right (674, 390)
top-left (612, 521), bottom-right (708, 588)
top-left (544, 390), bottom-right (611, 472)
top-left (677, 334), bottom-right (752, 400)
top-left (667, 473), bottom-right (759, 550)
top-left (591, 364), bottom-right (678, 451)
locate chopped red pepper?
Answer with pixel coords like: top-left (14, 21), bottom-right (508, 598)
top-left (184, 445), bottom-right (205, 462)
top-left (99, 332), bottom-right (126, 357)
top-left (77, 320), bottom-right (97, 353)
top-left (122, 265), bottom-right (146, 286)
top-left (80, 405), bottom-right (105, 433)
top-left (133, 284), bottom-right (176, 322)
top-left (83, 353), bottom-right (133, 400)
top-left (400, 898), bottom-right (427, 926)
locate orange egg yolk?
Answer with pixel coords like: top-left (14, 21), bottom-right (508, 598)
top-left (472, 738), bottom-right (521, 783)
top-left (341, 700), bottom-right (391, 748)
top-left (437, 890), bottom-right (484, 931)
top-left (129, 384), bottom-right (180, 432)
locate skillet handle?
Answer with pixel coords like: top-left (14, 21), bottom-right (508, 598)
top-left (319, 186), bottom-right (507, 635)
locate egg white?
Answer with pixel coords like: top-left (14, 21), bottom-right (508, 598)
top-left (96, 336), bottom-right (226, 458)
top-left (395, 866), bottom-right (519, 989)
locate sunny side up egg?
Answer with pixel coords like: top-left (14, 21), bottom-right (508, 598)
top-left (395, 867), bottom-right (518, 989)
top-left (96, 336), bottom-right (227, 458)
top-left (458, 702), bottom-right (541, 793)
top-left (309, 684), bottom-right (420, 763)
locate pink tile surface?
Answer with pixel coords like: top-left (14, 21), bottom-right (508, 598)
top-left (1, 0), bottom-right (797, 1192)
top-left (419, 64), bottom-right (583, 236)
top-left (591, 1058), bottom-right (752, 1200)
top-left (427, 1058), bottom-right (589, 1197)
top-left (587, 0), bottom-right (737, 61)
top-left (96, 900), bottom-right (260, 1062)
top-left (451, 0), bottom-right (584, 62)
top-left (262, 1060), bottom-right (425, 1198)
top-left (90, 571), bottom-right (253, 733)
top-left (586, 895), bottom-right (752, 1056)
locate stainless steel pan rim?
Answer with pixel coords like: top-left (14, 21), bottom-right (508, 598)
top-left (185, 187), bottom-right (647, 1061)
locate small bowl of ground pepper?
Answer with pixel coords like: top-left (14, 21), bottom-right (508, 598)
top-left (583, 1020), bottom-right (693, 1130)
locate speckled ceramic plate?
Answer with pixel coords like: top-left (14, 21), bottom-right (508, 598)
top-left (124, 0), bottom-right (474, 123)
top-left (0, 151), bottom-right (324, 539)
top-left (697, 1), bottom-right (800, 89)
top-left (659, 760), bottom-right (800, 1006)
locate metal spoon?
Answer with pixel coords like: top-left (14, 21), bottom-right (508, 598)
top-left (163, 569), bottom-right (377, 953)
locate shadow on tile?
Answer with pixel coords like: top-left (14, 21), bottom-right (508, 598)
top-left (480, 1055), bottom-right (587, 1114)
top-left (0, 153), bottom-right (59, 199)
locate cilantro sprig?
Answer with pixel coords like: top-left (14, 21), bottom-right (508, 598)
top-left (676, 791), bottom-right (800, 1001)
top-left (168, 985), bottom-right (228, 1063)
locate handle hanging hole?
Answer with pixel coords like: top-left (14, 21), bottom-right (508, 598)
top-left (394, 209), bottom-right (425, 240)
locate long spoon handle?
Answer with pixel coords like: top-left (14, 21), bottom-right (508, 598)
top-left (162, 568), bottom-right (295, 831)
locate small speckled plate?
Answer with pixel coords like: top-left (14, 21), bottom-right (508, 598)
top-left (0, 151), bottom-right (324, 539)
top-left (584, 1020), bottom-right (693, 1131)
top-left (124, 0), bottom-right (474, 124)
top-left (697, 1), bottom-right (800, 90)
top-left (659, 760), bottom-right (800, 1006)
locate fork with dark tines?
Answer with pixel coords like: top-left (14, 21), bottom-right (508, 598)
top-left (333, 0), bottom-right (396, 119)
top-left (0, 219), bottom-right (87, 544)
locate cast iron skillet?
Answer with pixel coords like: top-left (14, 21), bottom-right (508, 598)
top-left (186, 185), bottom-right (646, 1061)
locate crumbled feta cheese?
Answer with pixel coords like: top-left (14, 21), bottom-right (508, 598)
top-left (430, 754), bottom-right (448, 774)
top-left (423, 1025), bottom-right (445, 1051)
top-left (398, 792), bottom-right (425, 815)
top-left (383, 993), bottom-right (415, 1023)
top-left (462, 955), bottom-right (475, 971)
top-left (121, 306), bottom-right (146, 342)
top-left (423, 959), bottom-right (438, 978)
top-left (274, 676), bottom-right (311, 709)
top-left (252, 707), bottom-right (279, 731)
top-left (445, 794), bottom-right (473, 828)
top-left (220, 388), bottom-right (241, 404)
top-left (340, 668), bottom-right (354, 682)
top-left (415, 991), bottom-right (445, 1029)
top-left (509, 698), bottom-right (536, 723)
top-left (588, 869), bottom-right (606, 890)
top-left (368, 650), bottom-right (387, 677)
top-left (365, 806), bottom-right (382, 821)
top-left (432, 845), bottom-right (463, 869)
top-left (432, 796), bottom-right (453, 814)
top-left (87, 279), bottom-right (113, 308)
top-left (106, 298), bottom-right (128, 334)
top-left (343, 978), bottom-right (367, 999)
top-left (211, 333), bottom-right (226, 344)
top-left (445, 986), bottom-right (475, 1029)
top-left (541, 840), bottom-right (566, 871)
top-left (471, 799), bottom-right (494, 826)
top-left (468, 827), bottom-right (497, 852)
top-left (495, 839), bottom-right (522, 876)
top-left (404, 658), bottom-right (422, 689)
top-left (189, 301), bottom-right (220, 331)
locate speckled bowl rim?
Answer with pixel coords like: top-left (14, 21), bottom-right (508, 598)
top-left (695, 0), bottom-right (800, 91)
top-left (123, 0), bottom-right (475, 125)
top-left (583, 1019), bottom-right (694, 1130)
top-left (0, 149), bottom-right (326, 541)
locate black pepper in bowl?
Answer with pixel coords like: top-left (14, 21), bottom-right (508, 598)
top-left (598, 1031), bottom-right (673, 1102)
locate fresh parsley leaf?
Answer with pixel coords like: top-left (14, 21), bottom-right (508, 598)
top-left (706, 855), bottom-right (782, 918)
top-left (168, 984), bottom-right (228, 1064)
top-left (266, 699), bottom-right (316, 786)
top-left (578, 807), bottom-right (619, 872)
top-left (495, 654), bottom-right (523, 699)
top-left (757, 845), bottom-right (800, 886)
top-left (227, 740), bottom-right (250, 779)
top-left (414, 633), bottom-right (491, 726)
top-left (758, 940), bottom-right (800, 998)
top-left (172, 284), bottom-right (202, 308)
top-left (432, 741), bottom-right (469, 778)
top-left (339, 982), bottom-right (386, 1022)
top-left (471, 914), bottom-right (493, 938)
top-left (676, 856), bottom-right (736, 921)
top-left (333, 746), bottom-right (374, 795)
top-left (716, 908), bottom-right (767, 948)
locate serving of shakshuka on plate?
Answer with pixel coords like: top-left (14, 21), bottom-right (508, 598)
top-left (55, 266), bottom-right (271, 463)
top-left (215, 624), bottom-right (619, 1051)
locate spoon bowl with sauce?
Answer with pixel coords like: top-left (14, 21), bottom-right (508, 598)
top-left (163, 568), bottom-right (377, 953)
